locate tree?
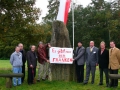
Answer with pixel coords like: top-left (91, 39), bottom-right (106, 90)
top-left (43, 0), bottom-right (59, 23)
top-left (41, 0), bottom-right (60, 43)
top-left (67, 0), bottom-right (120, 48)
top-left (0, 0), bottom-right (52, 59)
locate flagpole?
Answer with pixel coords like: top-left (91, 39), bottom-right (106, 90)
top-left (72, 0), bottom-right (74, 50)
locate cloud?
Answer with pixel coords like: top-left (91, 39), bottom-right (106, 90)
top-left (35, 0), bottom-right (48, 23)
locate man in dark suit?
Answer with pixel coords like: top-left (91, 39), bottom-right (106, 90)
top-left (73, 41), bottom-right (85, 83)
top-left (27, 45), bottom-right (37, 85)
top-left (18, 43), bottom-right (26, 83)
top-left (84, 41), bottom-right (98, 84)
top-left (98, 41), bottom-right (109, 87)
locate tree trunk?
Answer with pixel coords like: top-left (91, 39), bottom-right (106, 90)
top-left (49, 21), bottom-right (76, 81)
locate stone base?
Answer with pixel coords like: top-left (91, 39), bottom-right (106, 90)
top-left (48, 63), bottom-right (76, 81)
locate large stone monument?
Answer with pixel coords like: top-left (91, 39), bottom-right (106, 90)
top-left (49, 21), bottom-right (76, 81)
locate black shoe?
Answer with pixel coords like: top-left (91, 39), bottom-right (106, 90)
top-left (42, 79), bottom-right (45, 81)
top-left (37, 80), bottom-right (40, 82)
top-left (99, 83), bottom-right (103, 85)
top-left (77, 81), bottom-right (83, 83)
top-left (106, 83), bottom-right (109, 87)
top-left (113, 86), bottom-right (118, 88)
top-left (109, 83), bottom-right (113, 88)
top-left (28, 83), bottom-right (32, 85)
top-left (79, 81), bottom-right (83, 83)
top-left (18, 84), bottom-right (21, 86)
top-left (83, 82), bottom-right (88, 85)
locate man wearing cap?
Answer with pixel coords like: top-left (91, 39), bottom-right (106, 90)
top-left (73, 41), bottom-right (85, 83)
top-left (84, 41), bottom-right (98, 84)
top-left (37, 41), bottom-right (51, 82)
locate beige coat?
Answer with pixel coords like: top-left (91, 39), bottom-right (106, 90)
top-left (109, 47), bottom-right (120, 70)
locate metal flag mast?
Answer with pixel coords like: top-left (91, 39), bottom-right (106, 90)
top-left (72, 0), bottom-right (74, 50)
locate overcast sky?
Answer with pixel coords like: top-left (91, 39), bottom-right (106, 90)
top-left (35, 0), bottom-right (111, 23)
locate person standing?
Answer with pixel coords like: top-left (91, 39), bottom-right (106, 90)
top-left (18, 43), bottom-right (26, 83)
top-left (98, 41), bottom-right (109, 87)
top-left (10, 46), bottom-right (23, 86)
top-left (73, 41), bottom-right (85, 83)
top-left (109, 41), bottom-right (120, 88)
top-left (37, 41), bottom-right (51, 82)
top-left (27, 45), bottom-right (37, 85)
top-left (84, 41), bottom-right (98, 84)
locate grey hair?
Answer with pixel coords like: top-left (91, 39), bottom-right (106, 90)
top-left (39, 41), bottom-right (43, 45)
top-left (30, 45), bottom-right (36, 49)
top-left (90, 41), bottom-right (94, 43)
top-left (18, 43), bottom-right (23, 46)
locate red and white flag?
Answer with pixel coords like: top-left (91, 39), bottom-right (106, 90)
top-left (56, 0), bottom-right (71, 24)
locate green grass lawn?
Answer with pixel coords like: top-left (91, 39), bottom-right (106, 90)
top-left (0, 60), bottom-right (120, 90)
top-left (0, 60), bottom-right (12, 70)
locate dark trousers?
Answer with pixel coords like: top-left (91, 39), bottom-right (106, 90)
top-left (84, 65), bottom-right (96, 83)
top-left (27, 67), bottom-right (36, 84)
top-left (110, 69), bottom-right (118, 87)
top-left (99, 68), bottom-right (109, 84)
top-left (76, 64), bottom-right (84, 82)
top-left (22, 65), bottom-right (25, 83)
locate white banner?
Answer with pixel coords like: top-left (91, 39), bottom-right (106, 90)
top-left (50, 47), bottom-right (73, 64)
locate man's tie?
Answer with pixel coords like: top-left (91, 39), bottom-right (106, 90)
top-left (111, 48), bottom-right (113, 53)
top-left (90, 48), bottom-right (92, 52)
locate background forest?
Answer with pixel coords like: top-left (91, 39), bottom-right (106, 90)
top-left (0, 0), bottom-right (120, 59)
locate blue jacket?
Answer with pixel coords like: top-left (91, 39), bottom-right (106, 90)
top-left (10, 51), bottom-right (23, 67)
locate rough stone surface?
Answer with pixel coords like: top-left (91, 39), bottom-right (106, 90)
top-left (49, 21), bottom-right (76, 81)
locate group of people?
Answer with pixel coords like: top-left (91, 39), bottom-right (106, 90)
top-left (10, 40), bottom-right (120, 88)
top-left (10, 42), bottom-right (51, 86)
top-left (73, 41), bottom-right (120, 88)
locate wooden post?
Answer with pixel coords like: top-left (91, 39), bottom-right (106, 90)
top-left (6, 78), bottom-right (12, 88)
top-left (0, 73), bottom-right (23, 88)
top-left (49, 21), bottom-right (76, 81)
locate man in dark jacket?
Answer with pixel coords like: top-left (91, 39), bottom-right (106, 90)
top-left (98, 41), bottom-right (109, 87)
top-left (73, 41), bottom-right (85, 83)
top-left (18, 43), bottom-right (26, 83)
top-left (27, 45), bottom-right (37, 85)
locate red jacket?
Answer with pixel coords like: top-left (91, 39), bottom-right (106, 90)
top-left (37, 44), bottom-right (48, 64)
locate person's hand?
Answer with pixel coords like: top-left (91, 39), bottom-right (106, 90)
top-left (72, 59), bottom-right (75, 61)
top-left (36, 66), bottom-right (38, 69)
top-left (119, 65), bottom-right (120, 69)
top-left (48, 43), bottom-right (51, 48)
top-left (47, 60), bottom-right (50, 63)
top-left (30, 64), bottom-right (33, 68)
top-left (96, 63), bottom-right (98, 66)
